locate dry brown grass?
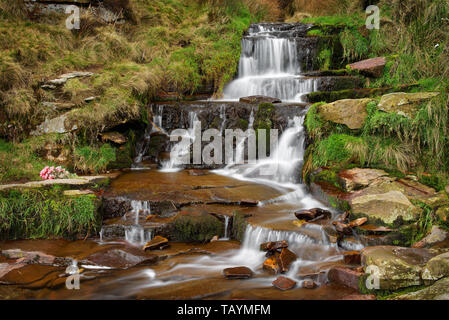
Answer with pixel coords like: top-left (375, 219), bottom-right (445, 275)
top-left (287, 0), bottom-right (364, 17)
top-left (244, 0), bottom-right (282, 21)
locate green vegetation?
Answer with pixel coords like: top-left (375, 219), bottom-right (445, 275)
top-left (74, 144), bottom-right (116, 174)
top-left (0, 187), bottom-right (101, 240)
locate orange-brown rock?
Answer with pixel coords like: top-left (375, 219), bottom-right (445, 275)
top-left (260, 240), bottom-right (288, 252)
top-left (343, 251), bottom-right (362, 265)
top-left (349, 217), bottom-right (368, 228)
top-left (223, 266), bottom-right (253, 279)
top-left (263, 253), bottom-right (281, 274)
top-left (294, 208), bottom-right (332, 221)
top-left (272, 276), bottom-right (296, 290)
top-left (328, 266), bottom-right (363, 291)
top-left (302, 280), bottom-right (317, 289)
top-left (143, 236), bottom-right (169, 251)
top-left (279, 248), bottom-right (297, 273)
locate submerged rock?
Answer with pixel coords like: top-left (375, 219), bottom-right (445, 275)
top-left (223, 266), bottom-right (253, 279)
top-left (317, 98), bottom-right (373, 129)
top-left (348, 57), bottom-right (386, 78)
top-left (377, 92), bottom-right (440, 118)
top-left (143, 236), bottom-right (169, 251)
top-left (272, 276), bottom-right (296, 290)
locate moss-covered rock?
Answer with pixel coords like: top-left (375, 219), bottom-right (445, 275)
top-left (170, 213), bottom-right (223, 242)
top-left (317, 98), bottom-right (373, 129)
top-left (232, 211), bottom-right (248, 242)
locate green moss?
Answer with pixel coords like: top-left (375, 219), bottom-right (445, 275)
top-left (171, 214), bottom-right (223, 242)
top-left (74, 143), bottom-right (116, 174)
top-left (0, 188), bottom-right (101, 240)
top-left (232, 211), bottom-right (247, 242)
top-left (314, 134), bottom-right (363, 167)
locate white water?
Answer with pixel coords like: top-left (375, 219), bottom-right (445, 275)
top-left (221, 26), bottom-right (318, 102)
top-left (124, 200), bottom-right (152, 246)
top-left (160, 112), bottom-right (199, 172)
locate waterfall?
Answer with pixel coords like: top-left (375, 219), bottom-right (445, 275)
top-left (222, 24), bottom-right (319, 102)
top-left (124, 200), bottom-right (152, 246)
top-left (221, 215), bottom-right (230, 241)
top-left (161, 111), bottom-right (200, 172)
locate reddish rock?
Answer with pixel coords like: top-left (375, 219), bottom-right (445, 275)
top-left (279, 248), bottom-right (297, 273)
top-left (239, 95), bottom-right (281, 104)
top-left (348, 57), bottom-right (387, 78)
top-left (340, 294), bottom-right (376, 300)
top-left (343, 251), bottom-right (362, 265)
top-left (328, 266), bottom-right (363, 291)
top-left (260, 240), bottom-right (288, 252)
top-left (349, 217), bottom-right (368, 228)
top-left (302, 280), bottom-right (318, 289)
top-left (295, 208), bottom-right (332, 221)
top-left (1, 249), bottom-right (59, 265)
top-left (143, 236), bottom-right (169, 251)
top-left (223, 266), bottom-right (253, 279)
top-left (272, 276), bottom-right (296, 290)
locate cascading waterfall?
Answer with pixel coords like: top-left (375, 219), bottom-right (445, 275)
top-left (222, 24), bottom-right (318, 102)
top-left (161, 112), bottom-right (199, 172)
top-left (124, 200), bottom-right (152, 246)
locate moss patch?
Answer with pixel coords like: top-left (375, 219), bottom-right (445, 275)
top-left (171, 213), bottom-right (223, 242)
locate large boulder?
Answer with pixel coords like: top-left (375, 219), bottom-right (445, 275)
top-left (422, 252), bottom-right (449, 281)
top-left (392, 277), bottom-right (449, 300)
top-left (361, 246), bottom-right (437, 290)
top-left (348, 57), bottom-right (386, 78)
top-left (317, 98), bottom-right (373, 129)
top-left (338, 168), bottom-right (388, 191)
top-left (350, 190), bottom-right (421, 225)
top-left (377, 92), bottom-right (440, 118)
top-left (31, 113), bottom-right (78, 136)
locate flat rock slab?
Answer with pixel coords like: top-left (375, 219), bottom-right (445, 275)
top-left (348, 57), bottom-right (386, 78)
top-left (0, 176), bottom-right (108, 191)
top-left (328, 267), bottom-right (363, 291)
top-left (338, 168), bottom-right (388, 192)
top-left (317, 98), bottom-right (373, 129)
top-left (361, 246), bottom-right (438, 290)
top-left (86, 249), bottom-right (158, 269)
top-left (392, 277), bottom-right (449, 300)
top-left (260, 241), bottom-right (288, 252)
top-left (143, 236), bottom-right (169, 251)
top-left (223, 266), bottom-right (253, 279)
top-left (272, 276), bottom-right (296, 290)
top-left (239, 96), bottom-right (281, 104)
top-left (377, 92), bottom-right (440, 118)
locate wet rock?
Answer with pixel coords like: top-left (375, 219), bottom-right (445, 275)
top-left (143, 236), bottom-right (169, 251)
top-left (294, 208), bottom-right (332, 221)
top-left (239, 96), bottom-right (281, 104)
top-left (361, 246), bottom-right (437, 290)
top-left (152, 200), bottom-right (178, 217)
top-left (101, 132), bottom-right (127, 145)
top-left (348, 57), bottom-right (386, 78)
top-left (392, 277), bottom-right (449, 300)
top-left (0, 262), bottom-right (27, 279)
top-left (279, 248), bottom-right (297, 273)
top-left (338, 168), bottom-right (388, 192)
top-left (263, 253), bottom-right (281, 274)
top-left (333, 222), bottom-right (352, 235)
top-left (272, 276), bottom-right (296, 290)
top-left (317, 98), bottom-right (373, 129)
top-left (378, 92), bottom-right (440, 118)
top-left (102, 198), bottom-right (132, 219)
top-left (302, 280), bottom-right (317, 289)
top-left (422, 252), bottom-right (449, 281)
top-left (340, 294), bottom-right (376, 300)
top-left (1, 249), bottom-right (58, 265)
top-left (223, 266), bottom-right (253, 279)
top-left (350, 190), bottom-right (421, 225)
top-left (349, 217), bottom-right (368, 228)
top-left (343, 251), bottom-right (362, 265)
top-left (328, 266), bottom-right (363, 291)
top-left (412, 226), bottom-right (449, 249)
top-left (188, 169), bottom-right (208, 176)
top-left (260, 240), bottom-right (288, 252)
top-left (240, 199), bottom-right (259, 207)
top-left (86, 249), bottom-right (158, 269)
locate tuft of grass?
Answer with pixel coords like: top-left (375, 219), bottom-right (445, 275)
top-left (0, 188), bottom-right (101, 240)
top-left (74, 144), bottom-right (116, 174)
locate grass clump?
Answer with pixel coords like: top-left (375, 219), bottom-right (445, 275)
top-left (74, 144), bottom-right (116, 174)
top-left (0, 187), bottom-right (101, 240)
